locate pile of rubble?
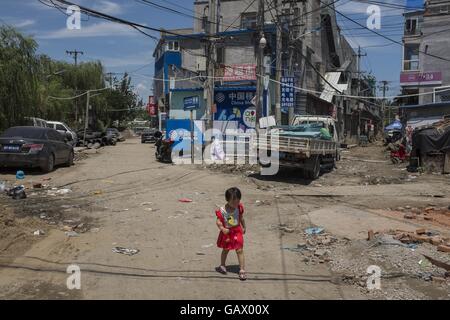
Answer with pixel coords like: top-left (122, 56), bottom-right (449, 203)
top-left (395, 205), bottom-right (450, 227)
top-left (281, 227), bottom-right (340, 265)
top-left (387, 229), bottom-right (450, 253)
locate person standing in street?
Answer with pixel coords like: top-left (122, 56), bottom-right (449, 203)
top-left (215, 187), bottom-right (247, 281)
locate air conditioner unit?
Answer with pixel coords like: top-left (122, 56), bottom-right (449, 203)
top-left (196, 57), bottom-right (206, 72)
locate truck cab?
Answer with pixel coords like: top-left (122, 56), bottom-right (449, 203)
top-left (290, 116), bottom-right (339, 143)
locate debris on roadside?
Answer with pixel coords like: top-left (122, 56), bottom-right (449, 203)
top-left (423, 255), bottom-right (450, 272)
top-left (65, 231), bottom-right (79, 237)
top-left (179, 198), bottom-right (193, 203)
top-left (33, 230), bottom-right (45, 236)
top-left (112, 247), bottom-right (140, 256)
top-left (305, 227), bottom-right (324, 235)
top-left (384, 229), bottom-right (449, 251)
top-left (255, 200), bottom-right (271, 206)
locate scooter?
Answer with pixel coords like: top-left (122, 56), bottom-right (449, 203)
top-left (155, 135), bottom-right (174, 163)
top-left (390, 143), bottom-right (409, 164)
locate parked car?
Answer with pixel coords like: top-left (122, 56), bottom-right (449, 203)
top-left (106, 128), bottom-right (125, 142)
top-left (133, 127), bottom-right (148, 136)
top-left (24, 117), bottom-right (48, 128)
top-left (0, 126), bottom-right (74, 173)
top-left (141, 128), bottom-right (160, 143)
top-left (47, 121), bottom-right (78, 146)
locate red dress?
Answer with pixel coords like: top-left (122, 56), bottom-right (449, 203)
top-left (216, 203), bottom-right (244, 250)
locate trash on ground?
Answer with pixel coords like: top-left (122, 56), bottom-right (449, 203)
top-left (48, 188), bottom-right (72, 195)
top-left (33, 183), bottom-right (43, 189)
top-left (196, 252), bottom-right (206, 255)
top-left (6, 185), bottom-right (26, 200)
top-left (305, 227), bottom-right (324, 235)
top-left (201, 244), bottom-right (213, 248)
top-left (179, 198), bottom-right (193, 203)
top-left (280, 226), bottom-right (295, 233)
top-left (33, 230), bottom-right (45, 236)
top-left (112, 247), bottom-right (140, 256)
top-left (141, 202), bottom-right (153, 206)
top-left (16, 170), bottom-right (25, 180)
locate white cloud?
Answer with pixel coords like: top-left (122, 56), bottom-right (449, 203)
top-left (92, 1), bottom-right (123, 15)
top-left (15, 19), bottom-right (36, 28)
top-left (92, 51), bottom-right (154, 68)
top-left (0, 17), bottom-right (36, 28)
top-left (38, 21), bottom-right (138, 39)
top-left (136, 83), bottom-right (147, 91)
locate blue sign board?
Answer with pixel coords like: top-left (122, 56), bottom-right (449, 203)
top-left (166, 119), bottom-right (203, 152)
top-left (281, 77), bottom-right (295, 114)
top-left (183, 96), bottom-right (200, 111)
top-left (214, 87), bottom-right (266, 131)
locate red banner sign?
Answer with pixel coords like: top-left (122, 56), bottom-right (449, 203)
top-left (223, 64), bottom-right (257, 82)
top-left (400, 71), bottom-right (442, 86)
top-left (147, 96), bottom-right (157, 116)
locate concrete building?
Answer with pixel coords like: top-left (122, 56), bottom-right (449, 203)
top-left (400, 0), bottom-right (450, 105)
top-left (153, 0), bottom-right (380, 140)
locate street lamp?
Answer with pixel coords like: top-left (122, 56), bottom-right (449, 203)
top-left (256, 33), bottom-right (267, 128)
top-left (259, 34), bottom-right (267, 49)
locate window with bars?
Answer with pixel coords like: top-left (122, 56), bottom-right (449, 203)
top-left (241, 12), bottom-right (257, 29)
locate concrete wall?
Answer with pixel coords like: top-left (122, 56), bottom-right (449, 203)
top-left (418, 2), bottom-right (450, 104)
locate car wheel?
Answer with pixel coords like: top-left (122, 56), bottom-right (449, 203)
top-left (65, 151), bottom-right (74, 167)
top-left (41, 154), bottom-right (55, 173)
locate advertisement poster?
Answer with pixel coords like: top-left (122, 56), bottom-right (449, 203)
top-left (214, 88), bottom-right (265, 131)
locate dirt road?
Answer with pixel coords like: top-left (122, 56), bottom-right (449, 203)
top-left (0, 139), bottom-right (449, 299)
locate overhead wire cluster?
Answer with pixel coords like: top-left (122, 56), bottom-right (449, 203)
top-left (40, 0), bottom-right (449, 102)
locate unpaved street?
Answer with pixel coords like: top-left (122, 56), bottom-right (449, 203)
top-left (1, 138), bottom-right (449, 299)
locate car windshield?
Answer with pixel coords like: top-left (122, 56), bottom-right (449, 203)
top-left (1, 127), bottom-right (46, 139)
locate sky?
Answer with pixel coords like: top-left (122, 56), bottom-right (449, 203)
top-left (0, 0), bottom-right (414, 101)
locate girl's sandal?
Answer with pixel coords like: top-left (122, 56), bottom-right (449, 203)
top-left (215, 266), bottom-right (227, 275)
top-left (239, 270), bottom-right (247, 281)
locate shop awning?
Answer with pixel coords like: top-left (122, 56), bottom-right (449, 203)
top-left (320, 72), bottom-right (348, 103)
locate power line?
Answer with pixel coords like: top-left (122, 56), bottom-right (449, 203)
top-left (321, 0), bottom-right (450, 62)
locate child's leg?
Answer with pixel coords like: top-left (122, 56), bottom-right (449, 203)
top-left (221, 249), bottom-right (229, 266)
top-left (236, 248), bottom-right (245, 271)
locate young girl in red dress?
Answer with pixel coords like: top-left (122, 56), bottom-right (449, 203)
top-left (215, 187), bottom-right (247, 281)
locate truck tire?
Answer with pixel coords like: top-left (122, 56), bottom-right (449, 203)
top-left (306, 155), bottom-right (321, 180)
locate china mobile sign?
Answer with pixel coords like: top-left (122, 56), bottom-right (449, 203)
top-left (223, 64), bottom-right (257, 82)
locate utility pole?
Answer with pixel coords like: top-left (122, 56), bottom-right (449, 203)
top-left (274, 0), bottom-right (282, 124)
top-left (205, 0), bottom-right (218, 131)
top-left (355, 46), bottom-right (367, 138)
top-left (355, 46), bottom-right (367, 97)
top-left (66, 50), bottom-right (84, 124)
top-left (255, 0), bottom-right (265, 129)
top-left (380, 80), bottom-right (390, 126)
top-left (287, 0), bottom-right (297, 125)
top-left (83, 90), bottom-right (90, 146)
top-left (66, 50), bottom-right (84, 66)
